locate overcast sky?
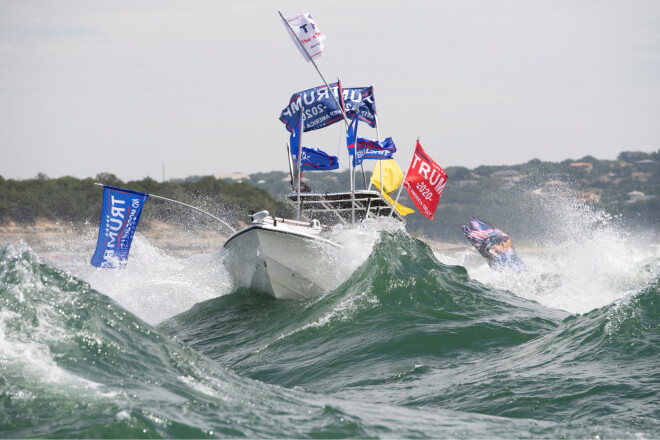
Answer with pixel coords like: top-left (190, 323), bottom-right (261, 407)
top-left (1, 0), bottom-right (659, 182)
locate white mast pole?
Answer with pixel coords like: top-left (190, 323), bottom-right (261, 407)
top-left (296, 111), bottom-right (303, 221)
top-left (364, 113), bottom-right (381, 219)
top-left (350, 152), bottom-right (355, 224)
top-left (286, 143), bottom-right (295, 185)
top-left (375, 115), bottom-right (383, 196)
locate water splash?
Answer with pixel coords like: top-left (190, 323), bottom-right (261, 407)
top-left (438, 189), bottom-right (659, 314)
top-left (61, 237), bottom-right (233, 325)
top-left (324, 216), bottom-right (407, 289)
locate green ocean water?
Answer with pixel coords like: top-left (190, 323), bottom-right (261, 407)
top-left (1, 216), bottom-right (659, 437)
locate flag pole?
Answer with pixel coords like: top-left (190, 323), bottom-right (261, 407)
top-left (389, 137), bottom-right (418, 217)
top-left (286, 143), bottom-right (295, 187)
top-left (94, 183), bottom-right (236, 234)
top-left (347, 112), bottom-right (356, 225)
top-left (353, 101), bottom-right (367, 190)
top-left (360, 160), bottom-right (367, 189)
top-left (278, 11), bottom-right (349, 126)
top-left (375, 114), bottom-right (383, 196)
top-left (350, 154), bottom-right (355, 224)
top-left (341, 75), bottom-right (355, 225)
top-left (296, 112), bottom-right (303, 221)
top-left (363, 114), bottom-right (381, 219)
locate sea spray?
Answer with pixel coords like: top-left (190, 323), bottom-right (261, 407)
top-left (324, 216), bottom-right (407, 289)
top-left (438, 185), bottom-right (659, 314)
top-left (54, 236), bottom-right (231, 325)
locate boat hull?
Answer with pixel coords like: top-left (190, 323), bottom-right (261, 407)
top-left (223, 224), bottom-right (339, 300)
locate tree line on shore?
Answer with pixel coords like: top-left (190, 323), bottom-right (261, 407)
top-left (0, 173), bottom-right (292, 232)
top-left (1, 150), bottom-right (658, 243)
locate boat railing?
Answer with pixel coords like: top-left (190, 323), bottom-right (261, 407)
top-left (273, 217), bottom-right (322, 230)
top-left (251, 210), bottom-right (322, 231)
top-left (284, 190), bottom-right (405, 226)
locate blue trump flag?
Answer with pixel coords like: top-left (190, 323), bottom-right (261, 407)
top-left (91, 186), bottom-right (149, 268)
top-left (289, 115), bottom-right (302, 157)
top-left (280, 82), bottom-right (376, 134)
top-left (300, 147), bottom-right (339, 171)
top-left (356, 137), bottom-right (397, 161)
top-left (346, 113), bottom-right (359, 165)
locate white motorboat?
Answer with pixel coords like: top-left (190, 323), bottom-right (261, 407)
top-left (223, 210), bottom-right (339, 300)
top-left (222, 190), bottom-right (405, 300)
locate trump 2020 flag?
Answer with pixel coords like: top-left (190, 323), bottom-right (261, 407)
top-left (356, 137), bottom-right (397, 161)
top-left (300, 147), bottom-right (339, 170)
top-left (91, 186), bottom-right (149, 268)
top-left (403, 140), bottom-right (448, 220)
top-left (280, 83), bottom-right (377, 134)
top-left (283, 13), bottom-right (326, 62)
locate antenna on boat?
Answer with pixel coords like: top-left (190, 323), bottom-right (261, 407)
top-left (390, 137), bottom-right (419, 217)
top-left (364, 114), bottom-right (383, 218)
top-left (296, 111), bottom-right (304, 220)
top-left (286, 143), bottom-right (295, 186)
top-left (374, 101), bottom-right (384, 197)
top-left (93, 183), bottom-right (236, 234)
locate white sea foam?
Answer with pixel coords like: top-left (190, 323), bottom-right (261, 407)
top-left (325, 216), bottom-right (405, 289)
top-left (0, 289), bottom-right (101, 396)
top-left (60, 236), bottom-right (233, 325)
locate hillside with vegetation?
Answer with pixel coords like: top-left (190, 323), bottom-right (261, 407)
top-left (247, 150), bottom-right (660, 242)
top-left (0, 173), bottom-right (293, 232)
top-left (1, 150), bottom-right (658, 243)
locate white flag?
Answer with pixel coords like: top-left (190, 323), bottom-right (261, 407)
top-left (283, 13), bottom-right (326, 62)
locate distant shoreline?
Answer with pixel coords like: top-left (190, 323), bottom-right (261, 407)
top-left (0, 219), bottom-right (228, 258)
top-left (1, 219), bottom-right (470, 257)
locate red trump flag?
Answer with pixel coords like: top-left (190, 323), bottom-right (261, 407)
top-left (403, 141), bottom-right (448, 220)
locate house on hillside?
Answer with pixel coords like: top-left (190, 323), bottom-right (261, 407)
top-left (635, 159), bottom-right (654, 166)
top-left (570, 162), bottom-right (593, 172)
top-left (631, 172), bottom-right (652, 182)
top-left (532, 180), bottom-right (569, 196)
top-left (627, 191), bottom-right (656, 203)
top-left (533, 181), bottom-right (600, 203)
top-left (544, 172), bottom-right (569, 182)
top-left (215, 172), bottom-right (250, 182)
top-left (576, 191), bottom-right (600, 203)
top-left (490, 170), bottom-right (520, 182)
